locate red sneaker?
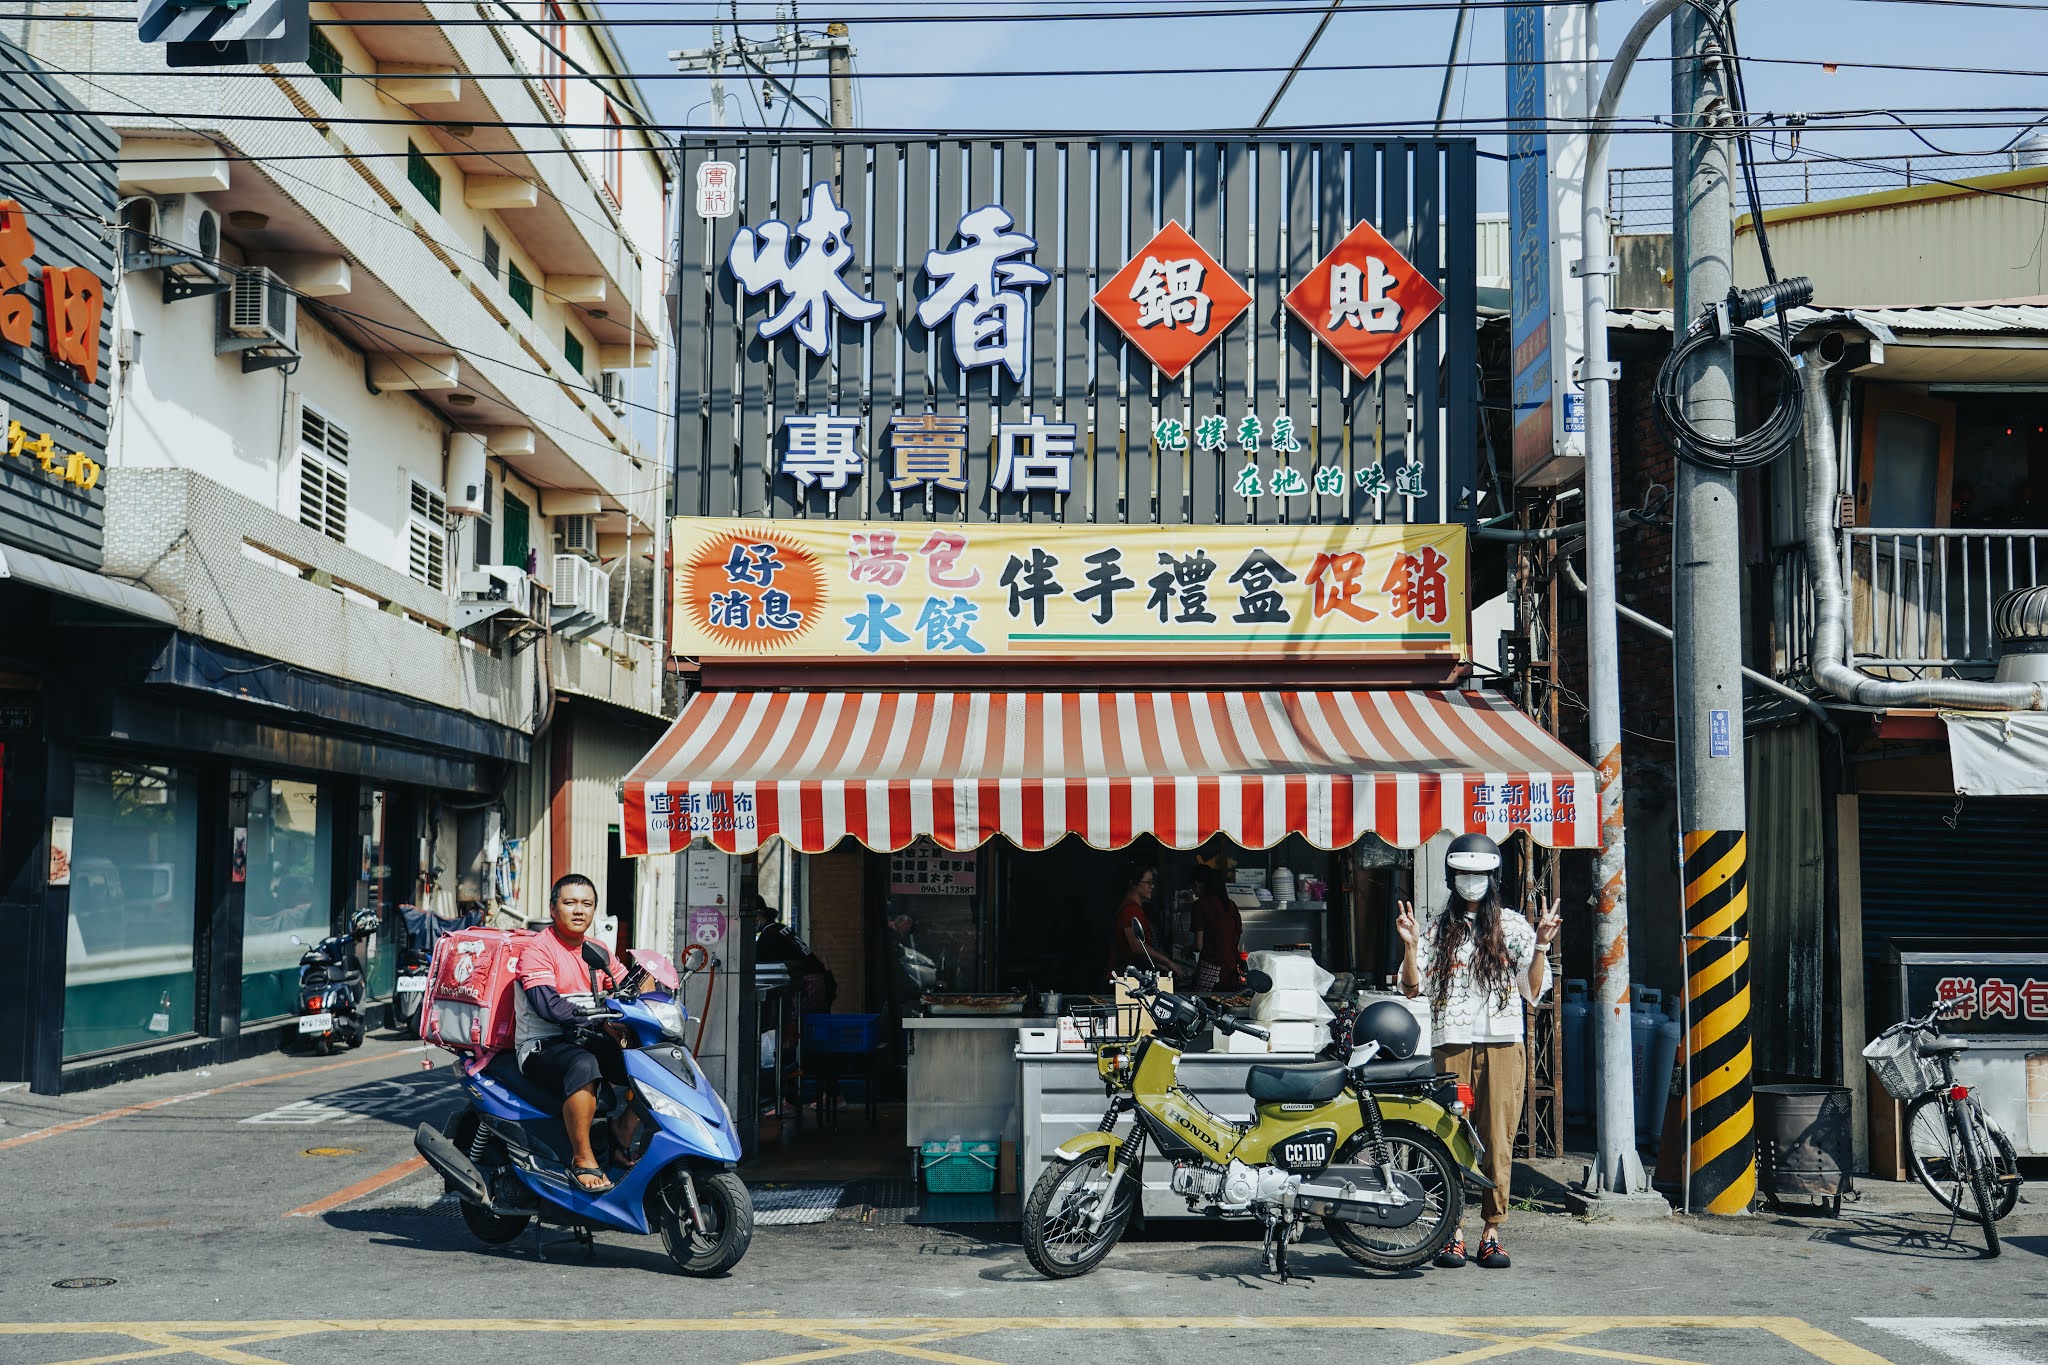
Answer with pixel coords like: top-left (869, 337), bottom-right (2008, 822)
top-left (1434, 1233), bottom-right (1468, 1268)
top-left (1475, 1236), bottom-right (1511, 1269)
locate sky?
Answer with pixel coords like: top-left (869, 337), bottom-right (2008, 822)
top-left (618, 0), bottom-right (2048, 215)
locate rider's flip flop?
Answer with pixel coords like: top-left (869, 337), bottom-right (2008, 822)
top-left (569, 1164), bottom-right (615, 1193)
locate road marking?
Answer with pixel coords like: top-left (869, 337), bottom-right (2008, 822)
top-left (0, 1316), bottom-right (1898, 1365)
top-left (286, 1155), bottom-right (429, 1219)
top-left (1862, 1318), bottom-right (2048, 1365)
top-left (242, 1073), bottom-right (450, 1126)
top-left (0, 1048), bottom-right (431, 1153)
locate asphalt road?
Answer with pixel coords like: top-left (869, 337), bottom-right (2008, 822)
top-left (3, 1038), bottom-right (2047, 1365)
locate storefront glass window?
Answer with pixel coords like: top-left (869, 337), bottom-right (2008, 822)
top-left (63, 762), bottom-right (199, 1057)
top-left (240, 778), bottom-right (331, 1021)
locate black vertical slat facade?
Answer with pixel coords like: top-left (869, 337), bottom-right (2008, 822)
top-left (670, 136), bottom-right (1479, 533)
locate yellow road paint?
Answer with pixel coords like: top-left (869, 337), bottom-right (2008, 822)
top-left (0, 1314), bottom-right (1897, 1365)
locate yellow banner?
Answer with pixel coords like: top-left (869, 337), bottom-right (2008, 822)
top-left (668, 518), bottom-right (1466, 661)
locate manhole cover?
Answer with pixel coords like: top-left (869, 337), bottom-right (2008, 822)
top-left (53, 1278), bottom-right (116, 1289)
top-left (301, 1147), bottom-right (361, 1158)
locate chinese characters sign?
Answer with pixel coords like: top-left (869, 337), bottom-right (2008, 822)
top-left (890, 838), bottom-right (977, 896)
top-left (1284, 219), bottom-right (1443, 383)
top-left (1094, 221), bottom-right (1252, 380)
top-left (1908, 961), bottom-right (2048, 1037)
top-left (671, 517), bottom-right (1466, 661)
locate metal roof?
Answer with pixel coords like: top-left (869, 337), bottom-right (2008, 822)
top-left (1608, 302), bottom-right (2048, 336)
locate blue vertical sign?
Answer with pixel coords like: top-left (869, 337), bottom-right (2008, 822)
top-left (1709, 709), bottom-right (1732, 759)
top-left (1505, 5), bottom-right (1552, 483)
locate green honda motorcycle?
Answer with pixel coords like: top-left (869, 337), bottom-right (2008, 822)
top-left (1022, 961), bottom-right (1489, 1281)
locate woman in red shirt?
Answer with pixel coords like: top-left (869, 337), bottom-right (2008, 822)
top-left (1108, 863), bottom-right (1159, 977)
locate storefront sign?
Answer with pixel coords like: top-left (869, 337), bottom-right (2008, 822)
top-left (687, 905), bottom-right (726, 947)
top-left (673, 137), bottom-right (1478, 529)
top-left (890, 839), bottom-right (976, 896)
top-left (670, 517), bottom-right (1466, 660)
top-left (1921, 967), bottom-right (2048, 1037)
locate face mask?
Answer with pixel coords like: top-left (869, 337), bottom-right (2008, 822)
top-left (1453, 874), bottom-right (1492, 903)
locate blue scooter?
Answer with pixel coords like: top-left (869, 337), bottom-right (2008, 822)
top-left (414, 944), bottom-right (754, 1276)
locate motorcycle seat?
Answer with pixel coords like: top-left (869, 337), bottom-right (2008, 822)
top-left (484, 1051), bottom-right (564, 1116)
top-left (1245, 1060), bottom-right (1349, 1104)
top-left (1351, 1056), bottom-right (1437, 1087)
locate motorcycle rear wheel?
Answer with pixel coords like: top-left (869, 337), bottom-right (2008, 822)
top-left (655, 1168), bottom-right (754, 1277)
top-left (1023, 1151), bottom-right (1138, 1279)
top-left (1322, 1123), bottom-right (1463, 1272)
top-left (448, 1113), bottom-right (531, 1245)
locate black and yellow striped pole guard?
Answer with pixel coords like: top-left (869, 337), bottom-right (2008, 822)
top-left (1682, 828), bottom-right (1756, 1215)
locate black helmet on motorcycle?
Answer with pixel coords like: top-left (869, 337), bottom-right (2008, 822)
top-left (1352, 999), bottom-right (1422, 1060)
top-left (1446, 832), bottom-right (1502, 904)
top-left (349, 907), bottom-right (381, 936)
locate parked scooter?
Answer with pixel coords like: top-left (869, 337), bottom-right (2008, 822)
top-left (413, 943), bottom-right (754, 1276)
top-left (291, 908), bottom-right (381, 1055)
top-left (1022, 927), bottom-right (1491, 1282)
top-left (391, 904), bottom-right (482, 1037)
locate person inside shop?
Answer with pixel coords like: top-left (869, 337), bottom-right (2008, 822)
top-left (1396, 833), bottom-right (1559, 1272)
top-left (1190, 863), bottom-right (1243, 991)
top-left (753, 893), bottom-right (837, 1013)
top-left (514, 873), bottom-right (639, 1193)
top-left (1108, 861), bottom-right (1190, 981)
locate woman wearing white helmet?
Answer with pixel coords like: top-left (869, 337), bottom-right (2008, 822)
top-left (1396, 832), bottom-right (1560, 1271)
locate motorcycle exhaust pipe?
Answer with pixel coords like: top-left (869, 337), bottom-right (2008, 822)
top-left (414, 1123), bottom-right (492, 1207)
top-left (1293, 1164), bottom-right (1428, 1229)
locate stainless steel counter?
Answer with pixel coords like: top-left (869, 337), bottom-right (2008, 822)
top-left (902, 1015), bottom-right (1053, 1147)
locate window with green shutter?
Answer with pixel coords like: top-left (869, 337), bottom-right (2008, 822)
top-left (564, 329), bottom-right (584, 376)
top-left (507, 262), bottom-right (534, 316)
top-left (406, 141), bottom-right (442, 212)
top-left (307, 28), bottom-right (344, 99)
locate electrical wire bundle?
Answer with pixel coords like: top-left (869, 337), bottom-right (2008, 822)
top-left (1650, 0), bottom-right (1809, 473)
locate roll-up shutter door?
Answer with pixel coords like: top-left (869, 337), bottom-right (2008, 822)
top-left (1859, 795), bottom-right (2048, 1027)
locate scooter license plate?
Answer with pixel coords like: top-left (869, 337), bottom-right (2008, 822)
top-left (298, 1013), bottom-right (334, 1034)
top-left (395, 977), bottom-right (428, 992)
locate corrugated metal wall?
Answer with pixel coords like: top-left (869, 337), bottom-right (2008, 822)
top-left (1744, 722), bottom-right (1830, 1079)
top-left (673, 135), bottom-right (1478, 528)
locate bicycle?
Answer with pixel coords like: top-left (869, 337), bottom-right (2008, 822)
top-left (1862, 998), bottom-right (2024, 1257)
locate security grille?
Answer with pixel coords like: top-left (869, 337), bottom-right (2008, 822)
top-left (298, 405), bottom-right (348, 542)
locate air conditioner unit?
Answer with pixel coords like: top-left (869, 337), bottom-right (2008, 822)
top-left (217, 267), bottom-right (298, 373)
top-left (549, 553), bottom-right (611, 640)
top-left (596, 370), bottom-right (627, 416)
top-left (149, 194), bottom-right (226, 302)
top-left (458, 563), bottom-right (534, 618)
top-left (557, 512), bottom-right (598, 558)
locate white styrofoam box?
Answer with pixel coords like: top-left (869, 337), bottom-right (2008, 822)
top-left (1253, 986), bottom-right (1334, 1024)
top-left (1263, 1020), bottom-right (1325, 1055)
top-left (1248, 948), bottom-right (1334, 996)
top-left (1215, 1027), bottom-right (1271, 1054)
top-left (1019, 1027), bottom-right (1058, 1054)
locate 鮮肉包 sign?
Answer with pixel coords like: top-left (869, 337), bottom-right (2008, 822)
top-left (669, 517), bottom-right (1467, 662)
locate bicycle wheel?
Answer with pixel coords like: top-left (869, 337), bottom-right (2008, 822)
top-left (1905, 1093), bottom-right (2022, 1220)
top-left (1956, 1104), bottom-right (2002, 1258)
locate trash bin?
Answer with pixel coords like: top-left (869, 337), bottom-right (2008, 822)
top-left (1755, 1084), bottom-right (1855, 1215)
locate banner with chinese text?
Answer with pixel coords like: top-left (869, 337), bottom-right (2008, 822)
top-left (670, 517), bottom-right (1466, 661)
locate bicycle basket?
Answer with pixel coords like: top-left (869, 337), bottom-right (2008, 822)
top-left (1069, 1001), bottom-right (1141, 1047)
top-left (1862, 1029), bottom-right (1935, 1102)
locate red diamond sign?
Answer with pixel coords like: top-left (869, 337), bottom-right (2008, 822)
top-left (1284, 220), bottom-right (1444, 382)
top-left (1093, 220), bottom-right (1251, 380)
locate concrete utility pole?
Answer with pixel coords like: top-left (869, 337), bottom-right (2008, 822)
top-left (1573, 0), bottom-right (1690, 1206)
top-left (827, 22), bottom-right (854, 130)
top-left (1670, 0), bottom-right (1757, 1217)
top-left (669, 8), bottom-right (850, 130)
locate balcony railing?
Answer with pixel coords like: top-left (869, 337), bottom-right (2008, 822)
top-left (1776, 528), bottom-right (2048, 682)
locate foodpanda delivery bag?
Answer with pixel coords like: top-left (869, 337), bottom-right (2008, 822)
top-left (420, 926), bottom-right (534, 1055)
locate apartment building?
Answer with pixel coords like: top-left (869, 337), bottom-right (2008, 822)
top-left (0, 8), bottom-right (676, 1091)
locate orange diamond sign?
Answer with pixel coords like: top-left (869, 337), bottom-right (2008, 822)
top-left (1285, 220), bottom-right (1444, 382)
top-left (1093, 220), bottom-right (1251, 380)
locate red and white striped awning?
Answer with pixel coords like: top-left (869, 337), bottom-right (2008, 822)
top-left (622, 690), bottom-right (1597, 857)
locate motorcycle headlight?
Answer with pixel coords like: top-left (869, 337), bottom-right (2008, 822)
top-left (642, 1086), bottom-right (717, 1149)
top-left (646, 1000), bottom-right (687, 1040)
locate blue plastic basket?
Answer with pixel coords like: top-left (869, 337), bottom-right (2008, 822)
top-left (803, 1012), bottom-right (882, 1053)
top-left (921, 1139), bottom-right (999, 1193)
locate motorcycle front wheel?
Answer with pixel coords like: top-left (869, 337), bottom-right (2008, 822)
top-left (1023, 1150), bottom-right (1139, 1279)
top-left (654, 1168), bottom-right (754, 1277)
top-left (1322, 1123), bottom-right (1464, 1272)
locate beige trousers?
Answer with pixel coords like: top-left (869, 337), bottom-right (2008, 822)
top-left (1432, 1039), bottom-right (1527, 1227)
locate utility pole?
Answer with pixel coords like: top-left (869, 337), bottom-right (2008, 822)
top-left (1670, 0), bottom-right (1757, 1216)
top-left (827, 22), bottom-right (854, 130)
top-left (670, 7), bottom-right (850, 130)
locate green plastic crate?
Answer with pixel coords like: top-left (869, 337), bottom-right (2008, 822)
top-left (920, 1139), bottom-right (999, 1194)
